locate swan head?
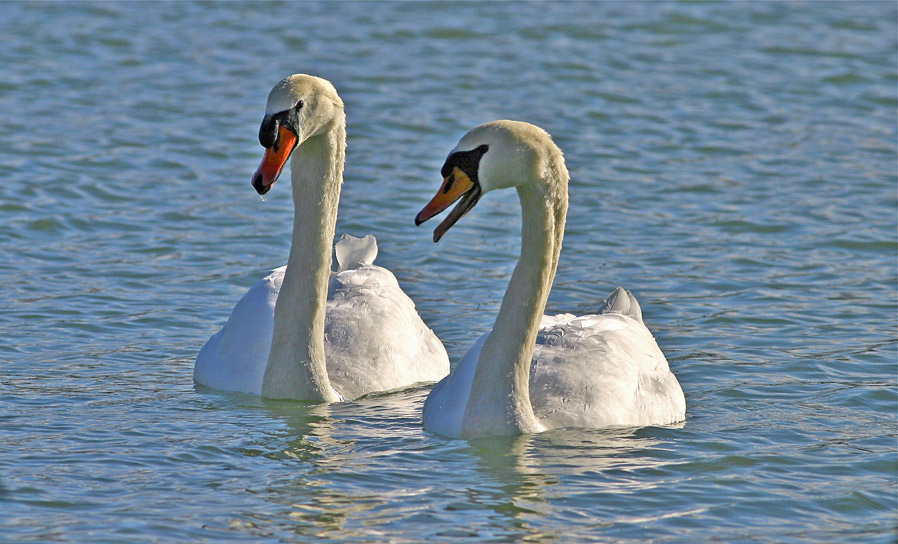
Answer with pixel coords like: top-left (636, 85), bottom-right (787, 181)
top-left (251, 74), bottom-right (344, 195)
top-left (415, 120), bottom-right (559, 242)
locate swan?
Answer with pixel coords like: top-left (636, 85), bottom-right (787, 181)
top-left (195, 74), bottom-right (449, 401)
top-left (415, 120), bottom-right (685, 438)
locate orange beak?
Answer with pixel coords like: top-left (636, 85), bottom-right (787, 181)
top-left (251, 125), bottom-right (298, 195)
top-left (415, 167), bottom-right (481, 242)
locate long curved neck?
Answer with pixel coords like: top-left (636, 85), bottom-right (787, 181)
top-left (262, 118), bottom-right (346, 401)
top-left (460, 162), bottom-right (568, 437)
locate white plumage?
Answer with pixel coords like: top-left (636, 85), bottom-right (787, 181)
top-left (195, 75), bottom-right (448, 400)
top-left (196, 235), bottom-right (448, 399)
top-left (417, 120), bottom-right (685, 438)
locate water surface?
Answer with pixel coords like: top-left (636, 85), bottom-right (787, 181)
top-left (1, 2), bottom-right (896, 542)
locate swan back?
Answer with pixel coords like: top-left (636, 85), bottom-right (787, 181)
top-left (326, 236), bottom-right (449, 399)
top-left (532, 310), bottom-right (684, 429)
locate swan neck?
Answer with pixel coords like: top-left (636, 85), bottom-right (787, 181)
top-left (262, 119), bottom-right (346, 401)
top-left (461, 175), bottom-right (568, 437)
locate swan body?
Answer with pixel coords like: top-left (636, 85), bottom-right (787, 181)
top-left (195, 75), bottom-right (448, 400)
top-left (423, 294), bottom-right (685, 437)
top-left (416, 120), bottom-right (685, 438)
top-left (196, 235), bottom-right (448, 399)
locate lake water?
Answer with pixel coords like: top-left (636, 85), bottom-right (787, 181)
top-left (1, 2), bottom-right (895, 542)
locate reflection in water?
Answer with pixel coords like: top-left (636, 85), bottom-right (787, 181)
top-left (211, 385), bottom-right (691, 541)
top-left (258, 399), bottom-right (338, 463)
top-left (461, 427), bottom-right (681, 540)
top-left (237, 389), bottom-right (434, 540)
top-left (461, 435), bottom-right (558, 541)
top-left (224, 389), bottom-right (693, 541)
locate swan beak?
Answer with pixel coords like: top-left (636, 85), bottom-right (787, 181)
top-left (251, 125), bottom-right (298, 195)
top-left (415, 167), bottom-right (481, 243)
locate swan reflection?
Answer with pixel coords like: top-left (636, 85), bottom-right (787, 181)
top-left (225, 389), bottom-right (685, 541)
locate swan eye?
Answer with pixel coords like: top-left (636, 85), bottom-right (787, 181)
top-left (295, 100), bottom-right (304, 110)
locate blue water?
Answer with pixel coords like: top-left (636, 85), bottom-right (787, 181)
top-left (1, 2), bottom-right (896, 542)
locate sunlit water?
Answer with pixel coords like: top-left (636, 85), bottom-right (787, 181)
top-left (1, 2), bottom-right (896, 542)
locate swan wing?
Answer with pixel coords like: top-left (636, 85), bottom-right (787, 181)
top-left (325, 246), bottom-right (449, 399)
top-left (423, 310), bottom-right (685, 435)
top-left (194, 267), bottom-right (284, 394)
top-left (531, 309), bottom-right (685, 429)
top-left (195, 237), bottom-right (449, 399)
top-left (422, 332), bottom-right (489, 437)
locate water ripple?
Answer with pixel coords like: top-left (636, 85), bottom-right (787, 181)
top-left (0, 1), bottom-right (895, 542)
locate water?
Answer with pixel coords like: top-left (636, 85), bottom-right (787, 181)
top-left (1, 1), bottom-right (895, 542)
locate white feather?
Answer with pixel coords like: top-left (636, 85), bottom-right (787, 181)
top-left (422, 121), bottom-right (685, 438)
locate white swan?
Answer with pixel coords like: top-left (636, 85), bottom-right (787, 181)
top-left (195, 75), bottom-right (449, 401)
top-left (415, 120), bottom-right (685, 438)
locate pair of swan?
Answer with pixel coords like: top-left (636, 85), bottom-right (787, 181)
top-left (194, 74), bottom-right (685, 438)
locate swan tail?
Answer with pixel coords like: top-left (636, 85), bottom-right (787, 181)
top-left (334, 234), bottom-right (378, 272)
top-left (599, 286), bottom-right (643, 323)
